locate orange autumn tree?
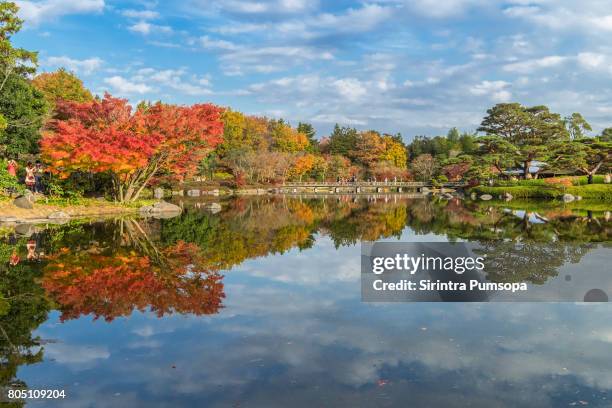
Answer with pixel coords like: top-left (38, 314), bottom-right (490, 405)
top-left (40, 94), bottom-right (224, 202)
top-left (41, 241), bottom-right (225, 322)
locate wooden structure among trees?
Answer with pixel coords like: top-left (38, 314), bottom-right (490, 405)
top-left (277, 181), bottom-right (466, 194)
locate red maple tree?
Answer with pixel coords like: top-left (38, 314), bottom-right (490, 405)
top-left (40, 94), bottom-right (224, 201)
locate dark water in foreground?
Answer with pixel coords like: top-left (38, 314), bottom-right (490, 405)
top-left (1, 196), bottom-right (611, 407)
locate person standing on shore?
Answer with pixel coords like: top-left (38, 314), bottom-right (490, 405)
top-left (34, 160), bottom-right (45, 194)
top-left (7, 158), bottom-right (17, 177)
top-left (25, 162), bottom-right (36, 192)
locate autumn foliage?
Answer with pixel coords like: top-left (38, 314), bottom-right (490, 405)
top-left (41, 241), bottom-right (225, 322)
top-left (40, 94), bottom-right (224, 201)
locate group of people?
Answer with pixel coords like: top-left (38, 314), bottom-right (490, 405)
top-left (6, 159), bottom-right (45, 193)
top-left (7, 234), bottom-right (44, 267)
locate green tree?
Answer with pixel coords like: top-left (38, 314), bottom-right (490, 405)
top-left (328, 124), bottom-right (358, 156)
top-left (549, 138), bottom-right (611, 184)
top-left (476, 135), bottom-right (519, 175)
top-left (478, 103), bottom-right (568, 178)
top-left (0, 74), bottom-right (47, 157)
top-left (600, 127), bottom-right (612, 142)
top-left (297, 122), bottom-right (318, 152)
top-left (459, 132), bottom-right (478, 154)
top-left (564, 112), bottom-right (592, 140)
top-left (0, 1), bottom-right (44, 157)
top-left (0, 1), bottom-right (37, 89)
top-left (447, 127), bottom-right (460, 144)
top-left (32, 68), bottom-right (93, 110)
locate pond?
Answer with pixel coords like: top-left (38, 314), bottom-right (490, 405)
top-left (1, 196), bottom-right (611, 407)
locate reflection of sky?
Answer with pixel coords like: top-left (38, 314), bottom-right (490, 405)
top-left (22, 229), bottom-right (612, 407)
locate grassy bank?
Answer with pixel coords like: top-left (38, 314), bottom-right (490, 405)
top-left (472, 198), bottom-right (611, 214)
top-left (469, 184), bottom-right (612, 201)
top-left (0, 196), bottom-right (156, 221)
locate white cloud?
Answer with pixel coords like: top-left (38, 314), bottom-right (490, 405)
top-left (202, 41), bottom-right (334, 74)
top-left (470, 80), bottom-right (512, 102)
top-left (577, 52), bottom-right (607, 70)
top-left (104, 75), bottom-right (152, 94)
top-left (45, 56), bottom-right (103, 74)
top-left (200, 36), bottom-right (239, 51)
top-left (16, 0), bottom-right (105, 26)
top-left (333, 78), bottom-right (367, 102)
top-left (405, 0), bottom-right (489, 18)
top-left (207, 3), bottom-right (392, 40)
top-left (121, 9), bottom-right (160, 20)
top-left (215, 0), bottom-right (318, 14)
top-left (504, 1), bottom-right (612, 34)
top-left (590, 15), bottom-right (612, 31)
top-left (310, 114), bottom-right (367, 126)
top-left (503, 55), bottom-right (567, 73)
top-left (128, 21), bottom-right (173, 35)
top-left (130, 68), bottom-right (214, 96)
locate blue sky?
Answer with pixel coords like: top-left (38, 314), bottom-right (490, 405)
top-left (11, 0), bottom-right (612, 140)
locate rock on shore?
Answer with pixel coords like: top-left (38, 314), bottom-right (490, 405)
top-left (139, 201), bottom-right (182, 217)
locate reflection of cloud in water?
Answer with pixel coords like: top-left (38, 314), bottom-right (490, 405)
top-left (44, 343), bottom-right (110, 365)
top-left (236, 235), bottom-right (361, 285)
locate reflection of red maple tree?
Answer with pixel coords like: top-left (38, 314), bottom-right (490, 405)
top-left (42, 241), bottom-right (224, 322)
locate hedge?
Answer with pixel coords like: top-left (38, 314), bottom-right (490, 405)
top-left (470, 184), bottom-right (612, 201)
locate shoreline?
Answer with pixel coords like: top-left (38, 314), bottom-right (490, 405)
top-left (0, 200), bottom-right (141, 225)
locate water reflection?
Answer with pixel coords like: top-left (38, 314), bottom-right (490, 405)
top-left (0, 196), bottom-right (610, 406)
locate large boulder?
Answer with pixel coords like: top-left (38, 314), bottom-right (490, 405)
top-left (13, 193), bottom-right (34, 209)
top-left (480, 194), bottom-right (493, 201)
top-left (47, 211), bottom-right (69, 220)
top-left (15, 224), bottom-right (35, 237)
top-left (562, 194), bottom-right (575, 203)
top-left (140, 201), bottom-right (182, 215)
top-left (204, 202), bottom-right (222, 214)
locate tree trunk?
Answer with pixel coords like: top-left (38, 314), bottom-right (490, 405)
top-left (588, 173), bottom-right (593, 184)
top-left (523, 160), bottom-right (531, 179)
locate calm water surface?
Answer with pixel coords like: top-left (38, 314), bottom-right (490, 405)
top-left (1, 196), bottom-right (611, 407)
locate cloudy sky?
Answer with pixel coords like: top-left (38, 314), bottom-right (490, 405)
top-left (12, 0), bottom-right (612, 139)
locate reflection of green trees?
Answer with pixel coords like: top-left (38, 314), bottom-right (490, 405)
top-left (475, 242), bottom-right (594, 284)
top-left (160, 197), bottom-right (409, 268)
top-left (158, 197), bottom-right (609, 274)
top-left (0, 243), bottom-right (51, 406)
top-left (403, 198), bottom-right (610, 244)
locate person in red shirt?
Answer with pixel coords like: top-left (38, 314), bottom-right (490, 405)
top-left (7, 158), bottom-right (17, 177)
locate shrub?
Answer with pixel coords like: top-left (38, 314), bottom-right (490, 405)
top-left (470, 184), bottom-right (612, 200)
top-left (213, 171), bottom-right (234, 180)
top-left (495, 179), bottom-right (546, 187)
top-left (570, 175), bottom-right (605, 185)
top-left (567, 184), bottom-right (612, 200)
